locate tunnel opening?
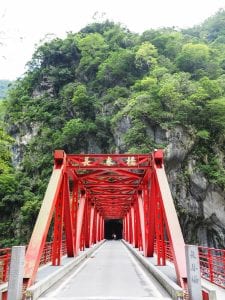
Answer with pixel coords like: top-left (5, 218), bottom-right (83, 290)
top-left (104, 219), bottom-right (123, 239)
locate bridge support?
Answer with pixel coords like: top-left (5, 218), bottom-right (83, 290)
top-left (23, 151), bottom-right (65, 287)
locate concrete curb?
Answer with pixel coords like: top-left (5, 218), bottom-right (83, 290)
top-left (25, 240), bottom-right (105, 300)
top-left (202, 285), bottom-right (217, 300)
top-left (122, 240), bottom-right (184, 300)
top-left (0, 283), bottom-right (7, 300)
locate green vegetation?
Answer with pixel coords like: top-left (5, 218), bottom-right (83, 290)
top-left (1, 12), bottom-right (225, 247)
top-left (0, 123), bottom-right (18, 246)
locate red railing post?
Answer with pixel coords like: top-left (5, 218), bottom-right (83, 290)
top-left (202, 290), bottom-right (209, 300)
top-left (3, 250), bottom-right (10, 282)
top-left (43, 245), bottom-right (47, 265)
top-left (223, 250), bottom-right (225, 282)
top-left (208, 248), bottom-right (214, 283)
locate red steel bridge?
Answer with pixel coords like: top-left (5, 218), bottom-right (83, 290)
top-left (0, 150), bottom-right (225, 299)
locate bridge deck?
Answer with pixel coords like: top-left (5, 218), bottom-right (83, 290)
top-left (39, 240), bottom-right (172, 299)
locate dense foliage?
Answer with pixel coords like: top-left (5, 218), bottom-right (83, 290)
top-left (1, 11), bottom-right (225, 247)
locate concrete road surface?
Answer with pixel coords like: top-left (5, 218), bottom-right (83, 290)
top-left (39, 240), bottom-right (172, 299)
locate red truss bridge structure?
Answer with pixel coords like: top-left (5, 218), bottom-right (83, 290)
top-left (23, 149), bottom-right (187, 291)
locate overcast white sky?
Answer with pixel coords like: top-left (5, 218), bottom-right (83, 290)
top-left (0, 0), bottom-right (225, 80)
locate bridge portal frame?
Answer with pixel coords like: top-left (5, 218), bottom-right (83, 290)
top-left (23, 149), bottom-right (187, 291)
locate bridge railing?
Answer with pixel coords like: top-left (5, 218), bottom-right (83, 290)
top-left (198, 246), bottom-right (225, 289)
top-left (1, 241), bottom-right (225, 290)
top-left (165, 240), bottom-right (173, 262)
top-left (39, 240), bottom-right (67, 266)
top-left (0, 240), bottom-right (67, 284)
top-left (0, 248), bottom-right (11, 284)
top-left (154, 241), bottom-right (225, 289)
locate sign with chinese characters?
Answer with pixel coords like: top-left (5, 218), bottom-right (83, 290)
top-left (185, 245), bottom-right (202, 300)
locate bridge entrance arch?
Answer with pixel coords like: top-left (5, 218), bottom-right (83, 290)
top-left (22, 149), bottom-right (187, 291)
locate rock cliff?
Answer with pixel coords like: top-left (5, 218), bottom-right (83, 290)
top-left (113, 121), bottom-right (225, 248)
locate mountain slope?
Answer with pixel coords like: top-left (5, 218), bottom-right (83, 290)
top-left (1, 15), bottom-right (225, 247)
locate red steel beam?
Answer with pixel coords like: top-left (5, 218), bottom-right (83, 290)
top-left (89, 206), bottom-right (95, 246)
top-left (75, 192), bottom-right (86, 255)
top-left (67, 154), bottom-right (152, 169)
top-left (52, 185), bottom-right (64, 266)
top-left (71, 182), bottom-right (78, 254)
top-left (131, 206), bottom-right (135, 247)
top-left (154, 172), bottom-right (166, 266)
top-left (63, 173), bottom-right (75, 257)
top-left (138, 192), bottom-right (145, 253)
top-left (96, 212), bottom-right (100, 242)
top-left (23, 150), bottom-right (65, 287)
top-left (153, 150), bottom-right (187, 288)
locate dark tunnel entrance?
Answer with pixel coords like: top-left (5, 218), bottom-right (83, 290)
top-left (104, 219), bottom-right (123, 239)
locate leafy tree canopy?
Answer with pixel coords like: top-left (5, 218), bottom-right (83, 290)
top-left (1, 12), bottom-right (225, 246)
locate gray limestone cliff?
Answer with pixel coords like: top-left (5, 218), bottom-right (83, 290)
top-left (9, 114), bottom-right (225, 248)
top-left (9, 123), bottom-right (39, 167)
top-left (113, 121), bottom-right (225, 248)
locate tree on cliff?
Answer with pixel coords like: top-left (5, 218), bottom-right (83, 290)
top-left (1, 11), bottom-right (225, 247)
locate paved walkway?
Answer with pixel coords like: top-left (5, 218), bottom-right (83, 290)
top-left (39, 241), bottom-right (171, 300)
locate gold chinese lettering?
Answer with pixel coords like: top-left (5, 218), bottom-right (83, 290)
top-left (106, 156), bottom-right (114, 166)
top-left (82, 157), bottom-right (91, 166)
top-left (127, 156), bottom-right (137, 166)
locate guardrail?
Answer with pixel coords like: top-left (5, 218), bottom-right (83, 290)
top-left (165, 240), bottom-right (173, 262)
top-left (0, 248), bottom-right (11, 284)
top-left (198, 246), bottom-right (225, 289)
top-left (1, 241), bottom-right (224, 290)
top-left (39, 240), bottom-right (67, 266)
top-left (0, 240), bottom-right (66, 284)
top-left (154, 241), bottom-right (225, 289)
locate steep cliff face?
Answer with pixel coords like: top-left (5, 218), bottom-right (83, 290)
top-left (113, 121), bottom-right (225, 248)
top-left (113, 115), bottom-right (132, 152)
top-left (9, 101), bottom-right (225, 248)
top-left (10, 123), bottom-right (39, 167)
top-left (3, 17), bottom-right (225, 248)
top-left (165, 128), bottom-right (225, 248)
